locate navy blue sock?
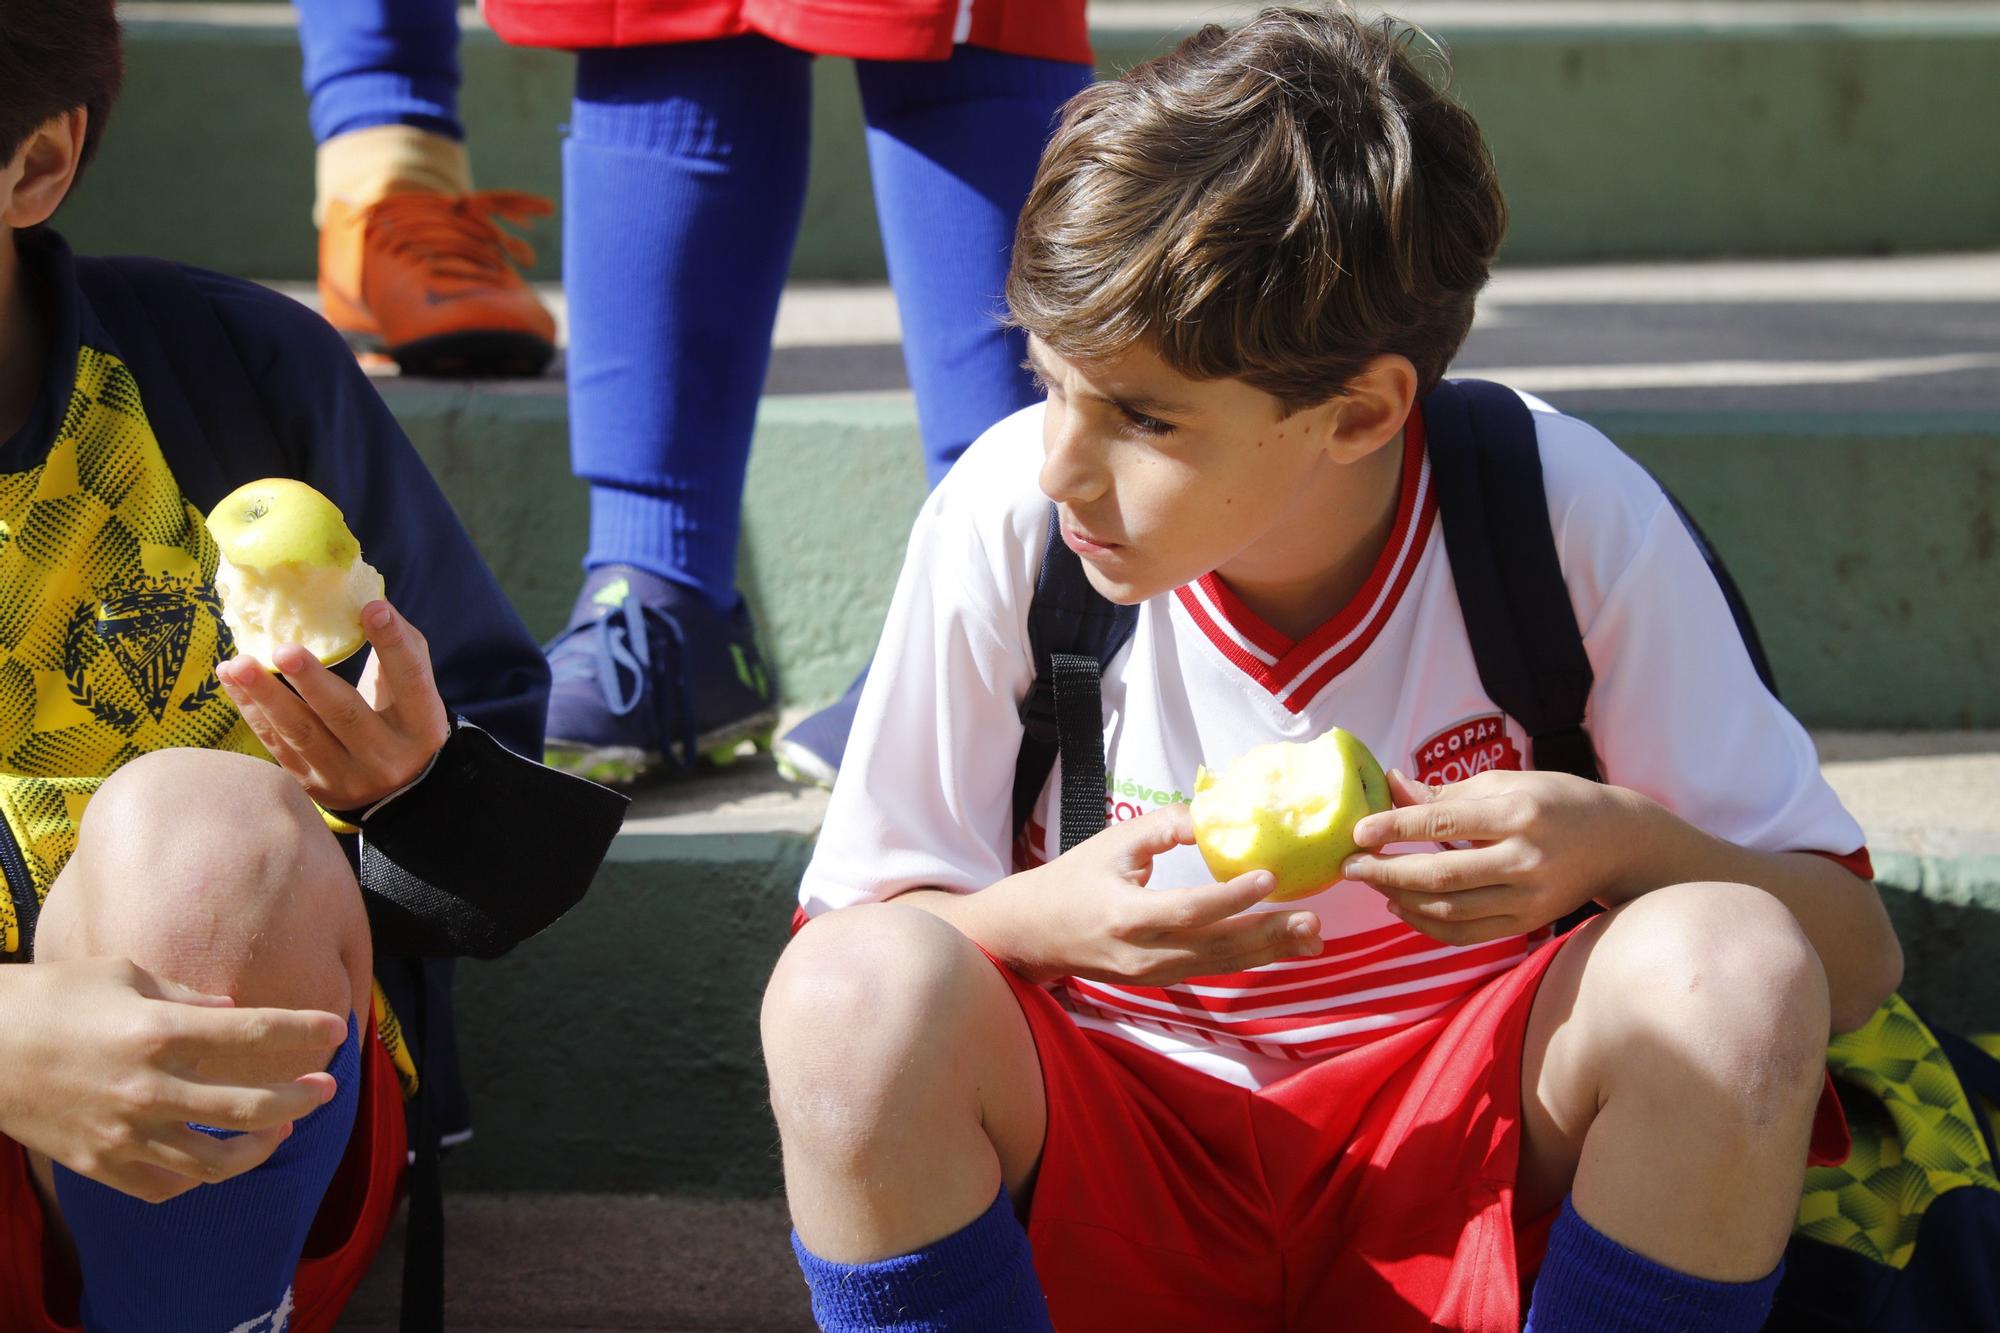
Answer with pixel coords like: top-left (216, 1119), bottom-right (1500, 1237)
top-left (54, 1015), bottom-right (363, 1333)
top-left (791, 1185), bottom-right (1053, 1332)
top-left (1525, 1196), bottom-right (1784, 1333)
top-left (565, 37), bottom-right (812, 608)
top-left (856, 49), bottom-right (1092, 488)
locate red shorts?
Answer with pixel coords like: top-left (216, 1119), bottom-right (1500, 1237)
top-left (999, 932), bottom-right (1849, 1332)
top-left (0, 1019), bottom-right (408, 1333)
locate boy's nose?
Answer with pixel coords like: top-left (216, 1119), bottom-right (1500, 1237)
top-left (1038, 404), bottom-right (1109, 506)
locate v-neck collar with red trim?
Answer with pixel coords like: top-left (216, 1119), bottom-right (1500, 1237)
top-left (1174, 405), bottom-right (1437, 714)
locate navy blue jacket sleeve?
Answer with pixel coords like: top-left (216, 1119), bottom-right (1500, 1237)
top-left (190, 273), bottom-right (548, 760)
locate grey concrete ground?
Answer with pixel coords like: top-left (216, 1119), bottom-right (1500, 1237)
top-left (333, 1196), bottom-right (810, 1332)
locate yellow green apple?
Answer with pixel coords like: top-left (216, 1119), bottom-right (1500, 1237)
top-left (206, 478), bottom-right (384, 669)
top-left (1190, 727), bottom-right (1393, 902)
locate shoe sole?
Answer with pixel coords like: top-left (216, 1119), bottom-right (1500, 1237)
top-left (545, 711), bottom-right (780, 787)
top-left (771, 738), bottom-right (839, 791)
top-left (382, 329), bottom-right (556, 379)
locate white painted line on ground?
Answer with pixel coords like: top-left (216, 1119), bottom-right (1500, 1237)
top-left (1484, 254), bottom-right (2000, 304)
top-left (1456, 352), bottom-right (2000, 393)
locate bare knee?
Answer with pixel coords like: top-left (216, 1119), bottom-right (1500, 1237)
top-left (1590, 882), bottom-right (1829, 1122)
top-left (761, 905), bottom-right (989, 1159)
top-left (37, 750), bottom-right (368, 1025)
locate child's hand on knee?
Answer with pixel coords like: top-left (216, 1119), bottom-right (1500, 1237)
top-left (979, 804), bottom-right (1323, 987)
top-left (0, 958), bottom-right (347, 1203)
top-left (216, 599), bottom-right (452, 812)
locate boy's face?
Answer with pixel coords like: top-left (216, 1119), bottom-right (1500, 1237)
top-left (1027, 337), bottom-right (1393, 607)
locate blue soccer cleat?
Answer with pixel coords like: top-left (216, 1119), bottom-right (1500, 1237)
top-left (543, 564), bottom-right (779, 784)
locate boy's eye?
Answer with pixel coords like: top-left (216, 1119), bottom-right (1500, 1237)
top-left (1122, 407), bottom-right (1176, 437)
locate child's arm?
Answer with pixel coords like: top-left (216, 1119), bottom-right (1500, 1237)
top-left (1344, 768), bottom-right (1901, 1031)
top-left (894, 803), bottom-right (1323, 987)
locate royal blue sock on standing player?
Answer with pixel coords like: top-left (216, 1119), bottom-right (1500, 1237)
top-left (854, 48), bottom-right (1092, 487)
top-left (564, 36), bottom-right (813, 611)
top-left (295, 0), bottom-right (463, 144)
top-left (1524, 1195), bottom-right (1784, 1332)
top-left (53, 1014), bottom-right (362, 1333)
top-left (791, 1184), bottom-right (1054, 1332)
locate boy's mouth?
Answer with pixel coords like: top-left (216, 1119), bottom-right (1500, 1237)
top-left (1060, 518), bottom-right (1122, 558)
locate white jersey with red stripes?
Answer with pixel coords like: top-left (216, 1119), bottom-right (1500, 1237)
top-left (799, 394), bottom-right (1868, 1089)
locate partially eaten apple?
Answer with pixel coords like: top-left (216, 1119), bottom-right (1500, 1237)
top-left (1191, 727), bottom-right (1393, 903)
top-left (207, 478), bottom-right (384, 670)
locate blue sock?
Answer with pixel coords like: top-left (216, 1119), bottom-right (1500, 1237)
top-left (297, 0), bottom-right (463, 143)
top-left (54, 1015), bottom-right (363, 1333)
top-left (1524, 1195), bottom-right (1784, 1333)
top-left (791, 1185), bottom-right (1053, 1332)
top-left (565, 37), bottom-right (813, 609)
top-left (856, 50), bottom-right (1093, 487)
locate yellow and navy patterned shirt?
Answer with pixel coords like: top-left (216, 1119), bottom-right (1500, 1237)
top-left (4, 230), bottom-right (553, 1114)
top-left (0, 342), bottom-right (267, 952)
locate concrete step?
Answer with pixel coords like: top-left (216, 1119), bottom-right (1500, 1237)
top-left (334, 257), bottom-right (2000, 728)
top-left (332, 1195), bottom-right (809, 1332)
top-left (438, 730), bottom-right (2000, 1198)
top-left (61, 3), bottom-right (2000, 280)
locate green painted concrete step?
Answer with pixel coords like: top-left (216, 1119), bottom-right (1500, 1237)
top-left (439, 733), bottom-right (2000, 1197)
top-left (62, 3), bottom-right (2000, 280)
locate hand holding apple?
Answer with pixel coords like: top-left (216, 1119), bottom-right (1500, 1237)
top-left (961, 804), bottom-right (1325, 988)
top-left (1341, 767), bottom-right (1658, 944)
top-left (215, 599), bottom-right (452, 814)
top-left (1191, 727), bottom-right (1393, 902)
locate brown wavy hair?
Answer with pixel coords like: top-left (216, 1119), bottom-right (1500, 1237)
top-left (1007, 5), bottom-right (1506, 408)
top-left (0, 0), bottom-right (124, 182)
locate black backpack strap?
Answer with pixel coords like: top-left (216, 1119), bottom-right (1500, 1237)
top-left (1425, 379), bottom-right (1603, 782)
top-left (1661, 491), bottom-right (1779, 697)
top-left (1015, 505), bottom-right (1139, 850)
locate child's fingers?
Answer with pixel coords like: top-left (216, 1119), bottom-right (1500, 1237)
top-left (1381, 882), bottom-right (1520, 928)
top-left (1352, 795), bottom-right (1511, 850)
top-left (1141, 870), bottom-right (1285, 934)
top-left (155, 1003), bottom-right (350, 1064)
top-left (269, 646), bottom-right (390, 755)
top-left (149, 1122), bottom-right (291, 1186)
top-left (358, 602), bottom-right (447, 737)
top-left (1099, 803), bottom-right (1197, 863)
top-left (1168, 904), bottom-right (1323, 975)
top-left (218, 656), bottom-right (349, 770)
top-left (216, 662), bottom-right (313, 775)
top-left (1342, 845), bottom-right (1515, 896)
top-left (164, 1072), bottom-right (333, 1133)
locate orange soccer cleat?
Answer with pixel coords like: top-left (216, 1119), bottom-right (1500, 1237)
top-left (318, 188), bottom-right (557, 378)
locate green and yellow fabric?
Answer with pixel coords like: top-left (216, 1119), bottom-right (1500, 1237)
top-left (1772, 996), bottom-right (2000, 1329)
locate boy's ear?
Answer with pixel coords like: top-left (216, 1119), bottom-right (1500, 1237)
top-left (2, 108), bottom-right (89, 230)
top-left (1322, 355), bottom-right (1419, 464)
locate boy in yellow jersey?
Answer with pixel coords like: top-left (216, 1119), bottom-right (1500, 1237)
top-left (0, 4), bottom-right (621, 1328)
